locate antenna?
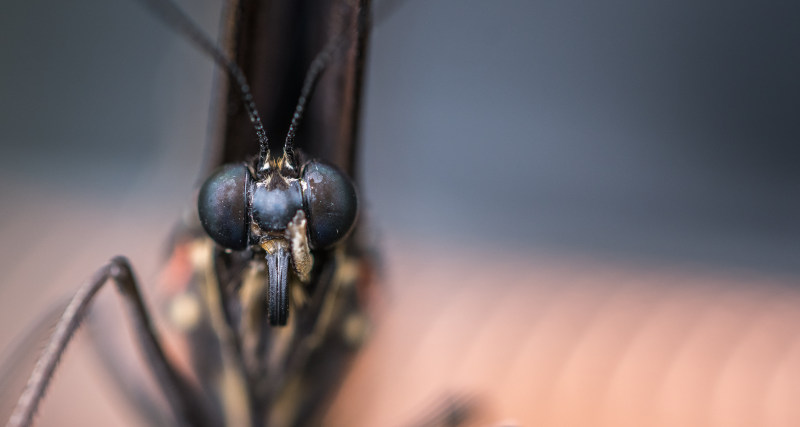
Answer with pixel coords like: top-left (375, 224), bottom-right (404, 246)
top-left (136, 0), bottom-right (359, 173)
top-left (283, 34), bottom-right (346, 169)
top-left (134, 0), bottom-right (272, 172)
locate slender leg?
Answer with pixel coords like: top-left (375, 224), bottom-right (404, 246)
top-left (7, 257), bottom-right (210, 427)
top-left (405, 394), bottom-right (476, 427)
top-left (0, 298), bottom-right (68, 416)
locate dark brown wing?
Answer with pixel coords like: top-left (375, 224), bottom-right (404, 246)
top-left (212, 0), bottom-right (370, 178)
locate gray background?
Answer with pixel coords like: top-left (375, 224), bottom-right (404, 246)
top-left (1, 0), bottom-right (798, 278)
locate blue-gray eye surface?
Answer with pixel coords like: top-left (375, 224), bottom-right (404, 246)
top-left (251, 179), bottom-right (303, 231)
top-left (197, 163), bottom-right (250, 250)
top-left (302, 161), bottom-right (358, 249)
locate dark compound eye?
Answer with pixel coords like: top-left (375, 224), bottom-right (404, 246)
top-left (197, 163), bottom-right (250, 250)
top-left (301, 161), bottom-right (358, 249)
top-left (251, 179), bottom-right (303, 232)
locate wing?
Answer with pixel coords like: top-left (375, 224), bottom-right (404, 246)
top-left (212, 0), bottom-right (370, 178)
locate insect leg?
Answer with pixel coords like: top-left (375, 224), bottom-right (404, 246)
top-left (8, 257), bottom-right (211, 427)
top-left (0, 298), bottom-right (69, 420)
top-left (404, 394), bottom-right (476, 427)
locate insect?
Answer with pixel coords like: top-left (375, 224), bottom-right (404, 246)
top-left (2, 0), bottom-right (375, 425)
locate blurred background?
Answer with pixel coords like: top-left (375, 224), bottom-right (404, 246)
top-left (1, 0), bottom-right (799, 425)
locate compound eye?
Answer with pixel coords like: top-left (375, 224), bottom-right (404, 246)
top-left (251, 180), bottom-right (303, 232)
top-left (198, 163), bottom-right (251, 250)
top-left (301, 161), bottom-right (358, 249)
